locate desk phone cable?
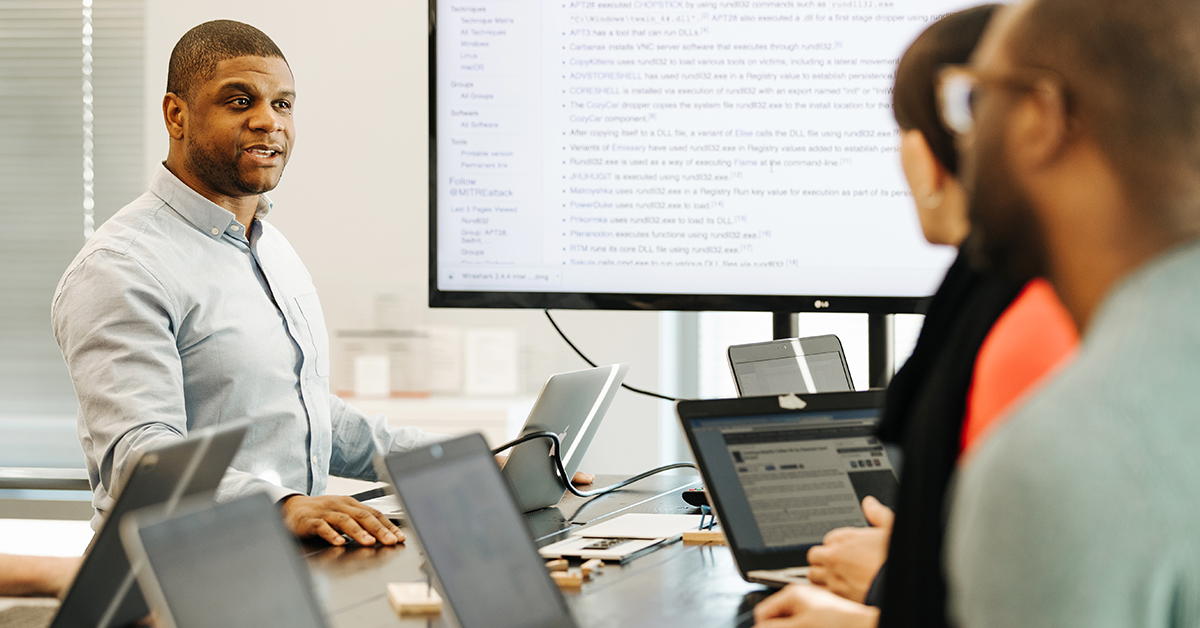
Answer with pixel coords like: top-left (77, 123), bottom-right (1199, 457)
top-left (492, 430), bottom-right (697, 498)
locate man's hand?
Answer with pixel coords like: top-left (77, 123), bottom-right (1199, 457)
top-left (753, 583), bottom-right (880, 628)
top-left (280, 495), bottom-right (404, 546)
top-left (571, 471), bottom-right (594, 485)
top-left (805, 496), bottom-right (893, 602)
top-left (495, 453), bottom-right (594, 485)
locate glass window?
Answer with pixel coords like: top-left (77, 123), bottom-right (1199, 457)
top-left (0, 0), bottom-right (144, 469)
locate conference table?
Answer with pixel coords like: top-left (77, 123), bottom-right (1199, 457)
top-left (306, 474), bottom-right (774, 628)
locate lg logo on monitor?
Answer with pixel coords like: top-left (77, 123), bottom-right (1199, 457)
top-left (814, 300), bottom-right (830, 309)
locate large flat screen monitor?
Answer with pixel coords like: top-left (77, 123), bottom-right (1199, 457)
top-left (430, 0), bottom-right (980, 312)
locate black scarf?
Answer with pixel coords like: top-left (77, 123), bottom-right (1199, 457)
top-left (875, 246), bottom-right (1024, 628)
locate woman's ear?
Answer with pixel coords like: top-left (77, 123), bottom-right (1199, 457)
top-left (900, 129), bottom-right (969, 246)
top-left (899, 129), bottom-right (948, 209)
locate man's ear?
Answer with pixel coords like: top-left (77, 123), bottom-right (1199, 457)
top-left (1009, 79), bottom-right (1070, 169)
top-left (163, 93), bottom-right (186, 141)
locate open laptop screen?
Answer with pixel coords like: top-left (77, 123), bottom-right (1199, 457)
top-left (125, 493), bottom-right (328, 628)
top-left (689, 407), bottom-right (897, 552)
top-left (731, 351), bottom-right (851, 396)
top-left (728, 336), bottom-right (854, 397)
top-left (385, 435), bottom-right (576, 628)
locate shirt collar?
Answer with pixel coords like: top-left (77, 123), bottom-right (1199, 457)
top-left (150, 163), bottom-right (273, 240)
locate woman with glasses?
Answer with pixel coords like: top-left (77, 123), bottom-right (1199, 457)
top-left (753, 6), bottom-right (1077, 628)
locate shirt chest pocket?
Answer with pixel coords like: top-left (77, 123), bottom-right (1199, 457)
top-left (294, 292), bottom-right (330, 377)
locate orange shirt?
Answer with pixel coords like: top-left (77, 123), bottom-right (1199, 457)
top-left (960, 278), bottom-right (1079, 454)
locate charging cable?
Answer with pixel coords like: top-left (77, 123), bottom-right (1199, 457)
top-left (492, 431), bottom-right (696, 498)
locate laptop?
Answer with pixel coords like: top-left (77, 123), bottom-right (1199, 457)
top-left (50, 422), bottom-right (248, 628)
top-left (120, 492), bottom-right (329, 628)
top-left (727, 335), bottom-right (853, 396)
top-left (379, 433), bottom-right (577, 628)
top-left (361, 363), bottom-right (627, 516)
top-left (677, 390), bottom-right (897, 587)
top-left (502, 363), bottom-right (627, 512)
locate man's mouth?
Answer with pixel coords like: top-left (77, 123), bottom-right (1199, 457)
top-left (243, 145), bottom-right (283, 160)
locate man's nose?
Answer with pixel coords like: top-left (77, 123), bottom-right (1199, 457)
top-left (248, 102), bottom-right (285, 134)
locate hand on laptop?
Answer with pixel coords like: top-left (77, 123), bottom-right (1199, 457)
top-left (753, 583), bottom-right (879, 628)
top-left (279, 495), bottom-right (405, 546)
top-left (805, 496), bottom-right (893, 602)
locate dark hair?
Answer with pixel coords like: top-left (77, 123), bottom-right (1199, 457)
top-left (1009, 0), bottom-right (1200, 225)
top-left (166, 20), bottom-right (287, 102)
top-left (893, 5), bottom-right (1001, 176)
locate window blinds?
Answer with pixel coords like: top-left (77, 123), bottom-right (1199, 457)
top-left (0, 0), bottom-right (143, 429)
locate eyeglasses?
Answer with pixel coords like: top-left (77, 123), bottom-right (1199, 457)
top-left (936, 65), bottom-right (1068, 135)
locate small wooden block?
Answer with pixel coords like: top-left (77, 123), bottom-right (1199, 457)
top-left (387, 582), bottom-right (443, 616)
top-left (550, 570), bottom-right (583, 589)
top-left (682, 529), bottom-right (727, 545)
top-left (545, 558), bottom-right (569, 572)
top-left (580, 559), bottom-right (604, 578)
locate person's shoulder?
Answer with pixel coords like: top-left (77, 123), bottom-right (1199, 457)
top-left (949, 373), bottom-right (1200, 628)
top-left (53, 192), bottom-right (177, 308)
top-left (956, 334), bottom-right (1200, 556)
top-left (61, 190), bottom-right (183, 279)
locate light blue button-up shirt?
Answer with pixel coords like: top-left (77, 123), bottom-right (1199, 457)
top-left (53, 165), bottom-right (443, 529)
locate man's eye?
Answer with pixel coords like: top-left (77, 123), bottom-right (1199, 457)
top-left (231, 97), bottom-right (250, 107)
top-left (274, 100), bottom-right (292, 111)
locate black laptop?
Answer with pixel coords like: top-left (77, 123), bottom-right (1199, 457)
top-left (677, 391), bottom-right (897, 587)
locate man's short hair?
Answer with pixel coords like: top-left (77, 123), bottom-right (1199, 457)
top-left (166, 20), bottom-right (288, 102)
top-left (1008, 0), bottom-right (1200, 226)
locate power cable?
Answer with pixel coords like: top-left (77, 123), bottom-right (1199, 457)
top-left (543, 310), bottom-right (682, 402)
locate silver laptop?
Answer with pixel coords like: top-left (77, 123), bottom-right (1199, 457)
top-left (120, 492), bottom-right (330, 628)
top-left (728, 335), bottom-right (853, 396)
top-left (362, 364), bottom-right (627, 517)
top-left (502, 363), bottom-right (627, 512)
top-left (677, 391), bottom-right (896, 587)
top-left (51, 423), bottom-right (248, 628)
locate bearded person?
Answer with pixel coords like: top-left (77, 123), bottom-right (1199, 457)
top-left (52, 20), bottom-right (434, 547)
top-left (943, 0), bottom-right (1200, 626)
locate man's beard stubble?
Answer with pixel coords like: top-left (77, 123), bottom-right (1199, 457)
top-left (186, 134), bottom-right (281, 198)
top-left (962, 122), bottom-right (1052, 286)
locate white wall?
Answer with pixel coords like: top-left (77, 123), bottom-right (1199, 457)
top-left (143, 0), bottom-right (673, 475)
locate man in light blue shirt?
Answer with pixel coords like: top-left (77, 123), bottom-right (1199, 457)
top-left (52, 21), bottom-right (427, 545)
top-left (942, 0), bottom-right (1200, 626)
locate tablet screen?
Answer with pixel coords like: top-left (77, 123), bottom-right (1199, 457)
top-left (135, 494), bottom-right (327, 628)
